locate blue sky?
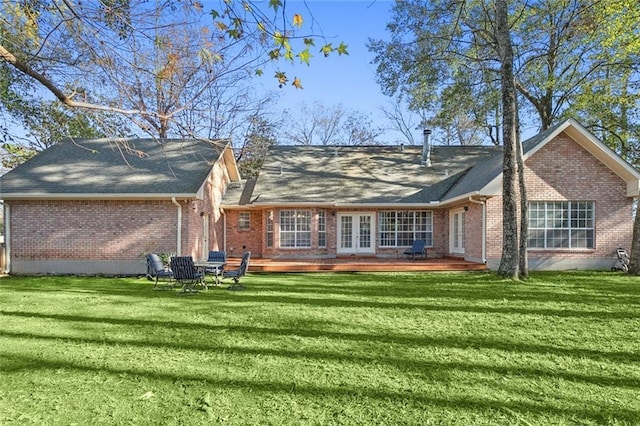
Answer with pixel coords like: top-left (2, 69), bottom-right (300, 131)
top-left (256, 0), bottom-right (408, 143)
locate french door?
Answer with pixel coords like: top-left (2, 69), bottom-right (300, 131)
top-left (450, 209), bottom-right (465, 254)
top-left (337, 213), bottom-right (375, 254)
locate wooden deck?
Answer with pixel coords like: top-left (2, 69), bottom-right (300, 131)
top-left (226, 256), bottom-right (488, 273)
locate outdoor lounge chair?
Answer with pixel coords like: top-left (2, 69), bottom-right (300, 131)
top-left (206, 250), bottom-right (227, 281)
top-left (147, 253), bottom-right (174, 289)
top-left (403, 240), bottom-right (426, 260)
top-left (223, 251), bottom-right (251, 290)
top-left (170, 256), bottom-right (204, 294)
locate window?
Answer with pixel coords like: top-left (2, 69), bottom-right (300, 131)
top-left (378, 211), bottom-right (433, 247)
top-left (528, 201), bottom-right (594, 249)
top-left (280, 210), bottom-right (312, 248)
top-left (266, 211), bottom-right (274, 247)
top-left (318, 210), bottom-right (327, 248)
top-left (238, 211), bottom-right (250, 230)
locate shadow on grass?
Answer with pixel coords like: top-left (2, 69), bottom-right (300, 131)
top-left (1, 349), bottom-right (638, 424)
top-left (1, 310), bottom-right (637, 364)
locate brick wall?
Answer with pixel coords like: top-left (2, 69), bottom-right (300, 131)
top-left (484, 133), bottom-right (635, 266)
top-left (9, 200), bottom-right (177, 261)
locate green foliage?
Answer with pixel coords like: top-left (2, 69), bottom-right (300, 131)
top-left (370, 0), bottom-right (639, 153)
top-left (236, 115), bottom-right (278, 178)
top-left (0, 272), bottom-right (639, 424)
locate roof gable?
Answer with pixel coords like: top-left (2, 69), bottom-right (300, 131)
top-left (0, 137), bottom-right (234, 199)
top-left (479, 119), bottom-right (640, 197)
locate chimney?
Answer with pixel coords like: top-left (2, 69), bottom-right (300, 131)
top-left (421, 129), bottom-right (432, 166)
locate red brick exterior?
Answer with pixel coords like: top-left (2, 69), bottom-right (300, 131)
top-left (220, 132), bottom-right (636, 270)
top-left (6, 151), bottom-right (234, 275)
top-left (476, 133), bottom-right (635, 268)
top-left (4, 131), bottom-right (636, 273)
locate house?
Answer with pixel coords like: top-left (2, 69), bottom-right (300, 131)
top-left (1, 119), bottom-right (638, 274)
top-left (0, 137), bottom-right (239, 274)
top-left (220, 119), bottom-right (640, 270)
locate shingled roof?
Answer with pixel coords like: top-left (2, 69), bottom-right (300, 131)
top-left (222, 118), bottom-right (640, 208)
top-left (222, 144), bottom-right (503, 207)
top-left (0, 137), bottom-right (230, 199)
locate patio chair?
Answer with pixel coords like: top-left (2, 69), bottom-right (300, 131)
top-left (147, 253), bottom-right (174, 290)
top-left (403, 240), bottom-right (426, 260)
top-left (206, 250), bottom-right (227, 283)
top-left (170, 256), bottom-right (204, 295)
top-left (223, 251), bottom-right (251, 291)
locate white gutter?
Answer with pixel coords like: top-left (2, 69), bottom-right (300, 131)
top-left (221, 208), bottom-right (227, 253)
top-left (3, 203), bottom-right (10, 273)
top-left (468, 196), bottom-right (487, 264)
top-left (0, 193), bottom-right (199, 200)
top-left (220, 194), bottom-right (490, 210)
top-left (171, 197), bottom-right (182, 256)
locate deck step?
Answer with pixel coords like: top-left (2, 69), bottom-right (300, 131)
top-left (224, 257), bottom-right (488, 273)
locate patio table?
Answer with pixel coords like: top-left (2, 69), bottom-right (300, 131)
top-left (193, 261), bottom-right (226, 287)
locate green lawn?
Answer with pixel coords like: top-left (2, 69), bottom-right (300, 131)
top-left (1, 271), bottom-right (639, 425)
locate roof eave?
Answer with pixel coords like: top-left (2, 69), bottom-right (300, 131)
top-left (1, 193), bottom-right (201, 201)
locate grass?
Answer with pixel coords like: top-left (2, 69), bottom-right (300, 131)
top-left (0, 271), bottom-right (639, 425)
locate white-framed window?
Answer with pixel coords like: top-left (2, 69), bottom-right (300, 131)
top-left (280, 210), bottom-right (312, 248)
top-left (238, 211), bottom-right (251, 230)
top-left (378, 211), bottom-right (433, 247)
top-left (528, 201), bottom-right (594, 249)
top-left (266, 210), bottom-right (274, 247)
top-left (318, 210), bottom-right (327, 248)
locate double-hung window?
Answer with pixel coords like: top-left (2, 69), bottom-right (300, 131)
top-left (378, 211), bottom-right (433, 247)
top-left (280, 210), bottom-right (312, 248)
top-left (317, 210), bottom-right (327, 248)
top-left (528, 201), bottom-right (594, 249)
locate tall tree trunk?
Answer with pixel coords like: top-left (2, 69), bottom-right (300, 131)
top-left (629, 199), bottom-right (640, 275)
top-left (516, 113), bottom-right (529, 279)
top-left (496, 0), bottom-right (519, 279)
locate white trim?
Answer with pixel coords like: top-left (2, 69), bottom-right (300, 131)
top-left (0, 193), bottom-right (200, 200)
top-left (336, 212), bottom-right (376, 255)
top-left (449, 208), bottom-right (466, 255)
top-left (3, 203), bottom-right (10, 273)
top-left (171, 197), bottom-right (182, 256)
top-left (468, 196), bottom-right (487, 263)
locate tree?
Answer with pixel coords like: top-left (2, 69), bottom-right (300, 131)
top-left (0, 0), bottom-right (347, 142)
top-left (369, 0), bottom-right (639, 141)
top-left (495, 0), bottom-right (521, 279)
top-left (281, 102), bottom-right (383, 146)
top-left (236, 115), bottom-right (279, 178)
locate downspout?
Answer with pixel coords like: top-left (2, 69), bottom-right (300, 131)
top-left (3, 203), bottom-right (10, 274)
top-left (468, 196), bottom-right (487, 264)
top-left (221, 209), bottom-right (227, 253)
top-left (171, 197), bottom-right (182, 256)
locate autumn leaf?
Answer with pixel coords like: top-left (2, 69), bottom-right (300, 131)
top-left (303, 38), bottom-right (315, 46)
top-left (255, 69), bottom-right (264, 76)
top-left (320, 43), bottom-right (333, 57)
top-left (275, 71), bottom-right (288, 88)
top-left (337, 42), bottom-right (349, 55)
top-left (292, 77), bottom-right (303, 89)
top-left (298, 48), bottom-right (312, 65)
top-left (216, 21), bottom-right (228, 32)
top-left (292, 14), bottom-right (303, 28)
top-left (269, 0), bottom-right (282, 12)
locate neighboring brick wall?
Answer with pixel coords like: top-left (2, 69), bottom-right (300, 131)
top-left (9, 200), bottom-right (177, 261)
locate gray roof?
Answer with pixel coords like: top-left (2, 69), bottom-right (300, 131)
top-left (222, 144), bottom-right (503, 206)
top-left (0, 137), bottom-right (227, 199)
top-left (444, 121), bottom-right (602, 200)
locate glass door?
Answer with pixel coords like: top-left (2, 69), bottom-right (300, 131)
top-left (337, 213), bottom-right (375, 254)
